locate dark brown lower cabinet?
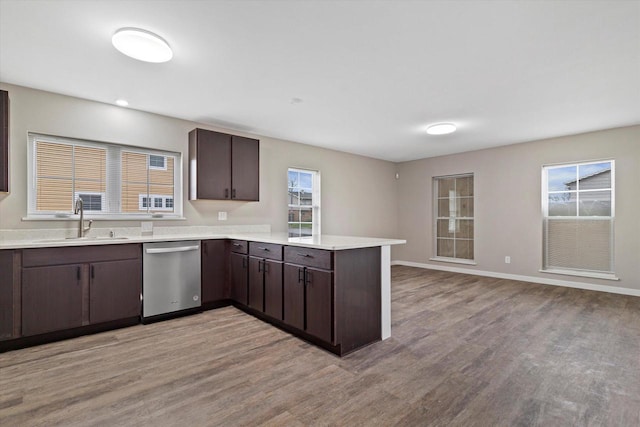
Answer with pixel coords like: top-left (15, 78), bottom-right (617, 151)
top-left (22, 264), bottom-right (84, 336)
top-left (283, 263), bottom-right (305, 331)
top-left (263, 260), bottom-right (283, 320)
top-left (0, 250), bottom-right (19, 341)
top-left (90, 259), bottom-right (141, 324)
top-left (304, 267), bottom-right (333, 343)
top-left (283, 264), bottom-right (333, 343)
top-left (19, 244), bottom-right (142, 339)
top-left (249, 257), bottom-right (283, 318)
top-left (230, 252), bottom-right (248, 305)
top-left (201, 240), bottom-right (228, 304)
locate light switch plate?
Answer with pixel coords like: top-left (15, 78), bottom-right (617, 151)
top-left (141, 221), bottom-right (153, 233)
top-left (218, 211), bottom-right (227, 221)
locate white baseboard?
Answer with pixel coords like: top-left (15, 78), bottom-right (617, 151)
top-left (391, 260), bottom-right (640, 298)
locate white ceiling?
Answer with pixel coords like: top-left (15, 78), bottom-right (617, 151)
top-left (1, 0), bottom-right (639, 162)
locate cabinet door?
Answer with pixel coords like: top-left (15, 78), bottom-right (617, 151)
top-left (248, 257), bottom-right (264, 311)
top-left (22, 264), bottom-right (83, 336)
top-left (0, 250), bottom-right (17, 340)
top-left (305, 267), bottom-right (333, 343)
top-left (202, 240), bottom-right (228, 303)
top-left (230, 252), bottom-right (248, 305)
top-left (90, 259), bottom-right (141, 324)
top-left (192, 129), bottom-right (231, 200)
top-left (264, 260), bottom-right (283, 320)
top-left (231, 136), bottom-right (259, 201)
top-left (283, 264), bottom-right (304, 330)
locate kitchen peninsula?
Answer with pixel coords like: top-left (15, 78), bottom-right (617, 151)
top-left (0, 228), bottom-right (405, 355)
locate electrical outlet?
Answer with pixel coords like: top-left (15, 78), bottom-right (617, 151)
top-left (505, 256), bottom-right (511, 264)
top-left (218, 211), bottom-right (227, 221)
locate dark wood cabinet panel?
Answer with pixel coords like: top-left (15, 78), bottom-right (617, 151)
top-left (202, 240), bottom-right (228, 303)
top-left (0, 250), bottom-right (20, 340)
top-left (90, 259), bottom-right (141, 324)
top-left (189, 128), bottom-right (231, 200)
top-left (230, 240), bottom-right (248, 254)
top-left (249, 242), bottom-right (283, 261)
top-left (264, 260), bottom-right (283, 320)
top-left (188, 128), bottom-right (259, 201)
top-left (22, 264), bottom-right (83, 336)
top-left (0, 90), bottom-right (8, 193)
top-left (230, 252), bottom-right (248, 305)
top-left (231, 135), bottom-right (259, 201)
top-left (22, 244), bottom-right (140, 268)
top-left (283, 263), bottom-right (304, 331)
top-left (284, 246), bottom-right (332, 270)
top-left (305, 268), bottom-right (333, 344)
top-left (248, 257), bottom-right (264, 311)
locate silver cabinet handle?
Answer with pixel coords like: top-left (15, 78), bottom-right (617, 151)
top-left (145, 245), bottom-right (199, 254)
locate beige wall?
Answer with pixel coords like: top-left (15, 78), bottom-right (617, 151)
top-left (0, 83), bottom-right (399, 239)
top-left (395, 125), bottom-right (640, 291)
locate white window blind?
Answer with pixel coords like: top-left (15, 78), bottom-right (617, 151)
top-left (28, 133), bottom-right (182, 219)
top-left (542, 160), bottom-right (614, 275)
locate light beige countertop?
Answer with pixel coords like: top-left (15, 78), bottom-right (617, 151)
top-left (0, 230), bottom-right (405, 251)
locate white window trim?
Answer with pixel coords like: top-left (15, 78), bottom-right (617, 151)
top-left (288, 167), bottom-right (321, 236)
top-left (26, 133), bottom-right (184, 221)
top-left (541, 159), bottom-right (615, 278)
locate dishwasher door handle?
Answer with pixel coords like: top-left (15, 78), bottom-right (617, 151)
top-left (145, 245), bottom-right (200, 254)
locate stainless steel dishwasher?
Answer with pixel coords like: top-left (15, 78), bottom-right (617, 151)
top-left (143, 240), bottom-right (201, 320)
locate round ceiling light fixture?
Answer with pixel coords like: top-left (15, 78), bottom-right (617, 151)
top-left (115, 99), bottom-right (129, 107)
top-left (112, 28), bottom-right (173, 63)
top-left (426, 123), bottom-right (457, 135)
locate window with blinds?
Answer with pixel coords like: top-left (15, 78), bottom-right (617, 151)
top-left (542, 160), bottom-right (614, 276)
top-left (433, 174), bottom-right (474, 261)
top-left (28, 133), bottom-right (182, 219)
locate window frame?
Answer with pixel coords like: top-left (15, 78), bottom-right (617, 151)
top-left (541, 159), bottom-right (617, 279)
top-left (287, 167), bottom-right (321, 237)
top-left (27, 133), bottom-right (183, 220)
top-left (431, 173), bottom-right (476, 265)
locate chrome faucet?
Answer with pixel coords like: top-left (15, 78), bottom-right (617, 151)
top-left (74, 199), bottom-right (93, 238)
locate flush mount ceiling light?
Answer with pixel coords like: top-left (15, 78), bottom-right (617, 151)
top-left (112, 28), bottom-right (173, 63)
top-left (115, 99), bottom-right (129, 107)
top-left (426, 123), bottom-right (457, 135)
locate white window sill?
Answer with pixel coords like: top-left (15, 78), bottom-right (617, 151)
top-left (540, 269), bottom-right (619, 281)
top-left (23, 215), bottom-right (186, 221)
top-left (429, 257), bottom-right (477, 266)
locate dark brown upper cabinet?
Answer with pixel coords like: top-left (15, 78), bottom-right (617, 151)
top-left (0, 90), bottom-right (8, 193)
top-left (188, 128), bottom-right (259, 201)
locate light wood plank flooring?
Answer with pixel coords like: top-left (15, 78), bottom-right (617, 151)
top-left (1, 266), bottom-right (639, 426)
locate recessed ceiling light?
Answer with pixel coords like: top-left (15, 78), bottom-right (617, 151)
top-left (112, 28), bottom-right (173, 63)
top-left (426, 123), bottom-right (457, 135)
top-left (115, 99), bottom-right (129, 107)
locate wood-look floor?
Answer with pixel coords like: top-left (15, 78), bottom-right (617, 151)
top-left (1, 266), bottom-right (639, 426)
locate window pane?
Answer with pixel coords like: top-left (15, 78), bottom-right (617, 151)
top-left (37, 178), bottom-right (73, 211)
top-left (437, 219), bottom-right (454, 238)
top-left (456, 176), bottom-right (473, 197)
top-left (289, 191), bottom-right (301, 205)
top-left (546, 218), bottom-right (612, 271)
top-left (149, 155), bottom-right (165, 168)
top-left (79, 194), bottom-right (102, 211)
top-left (300, 223), bottom-right (313, 237)
top-left (299, 172), bottom-right (312, 190)
top-left (455, 240), bottom-right (474, 260)
top-left (438, 178), bottom-right (455, 196)
top-left (288, 209), bottom-right (300, 222)
top-left (457, 220), bottom-right (474, 239)
top-left (299, 190), bottom-right (312, 206)
top-left (437, 239), bottom-right (454, 258)
top-left (458, 197), bottom-right (474, 217)
top-left (166, 198), bottom-right (173, 208)
top-left (579, 190), bottom-right (611, 216)
top-left (288, 171), bottom-right (299, 188)
top-left (547, 166), bottom-right (576, 191)
top-left (548, 193), bottom-right (576, 216)
top-left (300, 208), bottom-right (312, 222)
top-left (437, 199), bottom-right (450, 217)
top-left (578, 162), bottom-right (611, 190)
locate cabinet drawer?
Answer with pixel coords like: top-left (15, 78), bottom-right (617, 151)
top-left (249, 242), bottom-right (283, 261)
top-left (230, 240), bottom-right (248, 254)
top-left (284, 246), bottom-right (333, 270)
